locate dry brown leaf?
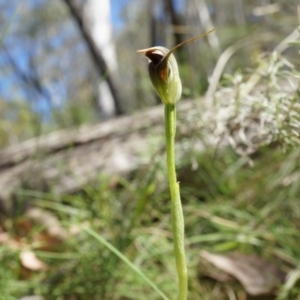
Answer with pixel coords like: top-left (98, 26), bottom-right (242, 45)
top-left (20, 250), bottom-right (47, 271)
top-left (20, 296), bottom-right (44, 300)
top-left (0, 232), bottom-right (9, 243)
top-left (26, 207), bottom-right (68, 240)
top-left (200, 251), bottom-right (286, 296)
top-left (0, 232), bottom-right (20, 250)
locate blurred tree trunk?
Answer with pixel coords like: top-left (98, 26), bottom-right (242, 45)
top-left (149, 0), bottom-right (165, 104)
top-left (233, 0), bottom-right (246, 24)
top-left (148, 0), bottom-right (186, 65)
top-left (163, 0), bottom-right (184, 46)
top-left (194, 0), bottom-right (221, 56)
top-left (63, 0), bottom-right (123, 117)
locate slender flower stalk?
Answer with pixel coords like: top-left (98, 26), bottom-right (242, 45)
top-left (165, 103), bottom-right (187, 300)
top-left (137, 29), bottom-right (215, 300)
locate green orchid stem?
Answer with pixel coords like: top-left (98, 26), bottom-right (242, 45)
top-left (164, 104), bottom-right (187, 300)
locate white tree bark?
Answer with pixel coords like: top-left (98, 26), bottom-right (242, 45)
top-left (194, 0), bottom-right (220, 55)
top-left (83, 0), bottom-right (118, 117)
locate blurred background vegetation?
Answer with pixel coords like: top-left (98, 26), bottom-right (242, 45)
top-left (0, 0), bottom-right (300, 299)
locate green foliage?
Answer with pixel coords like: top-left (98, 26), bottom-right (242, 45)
top-left (0, 1), bottom-right (300, 299)
top-left (0, 100), bottom-right (42, 148)
top-left (1, 48), bottom-right (300, 299)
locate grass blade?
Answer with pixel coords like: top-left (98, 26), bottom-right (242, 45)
top-left (83, 226), bottom-right (170, 300)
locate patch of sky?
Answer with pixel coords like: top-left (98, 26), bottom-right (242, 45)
top-left (110, 0), bottom-right (129, 32)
